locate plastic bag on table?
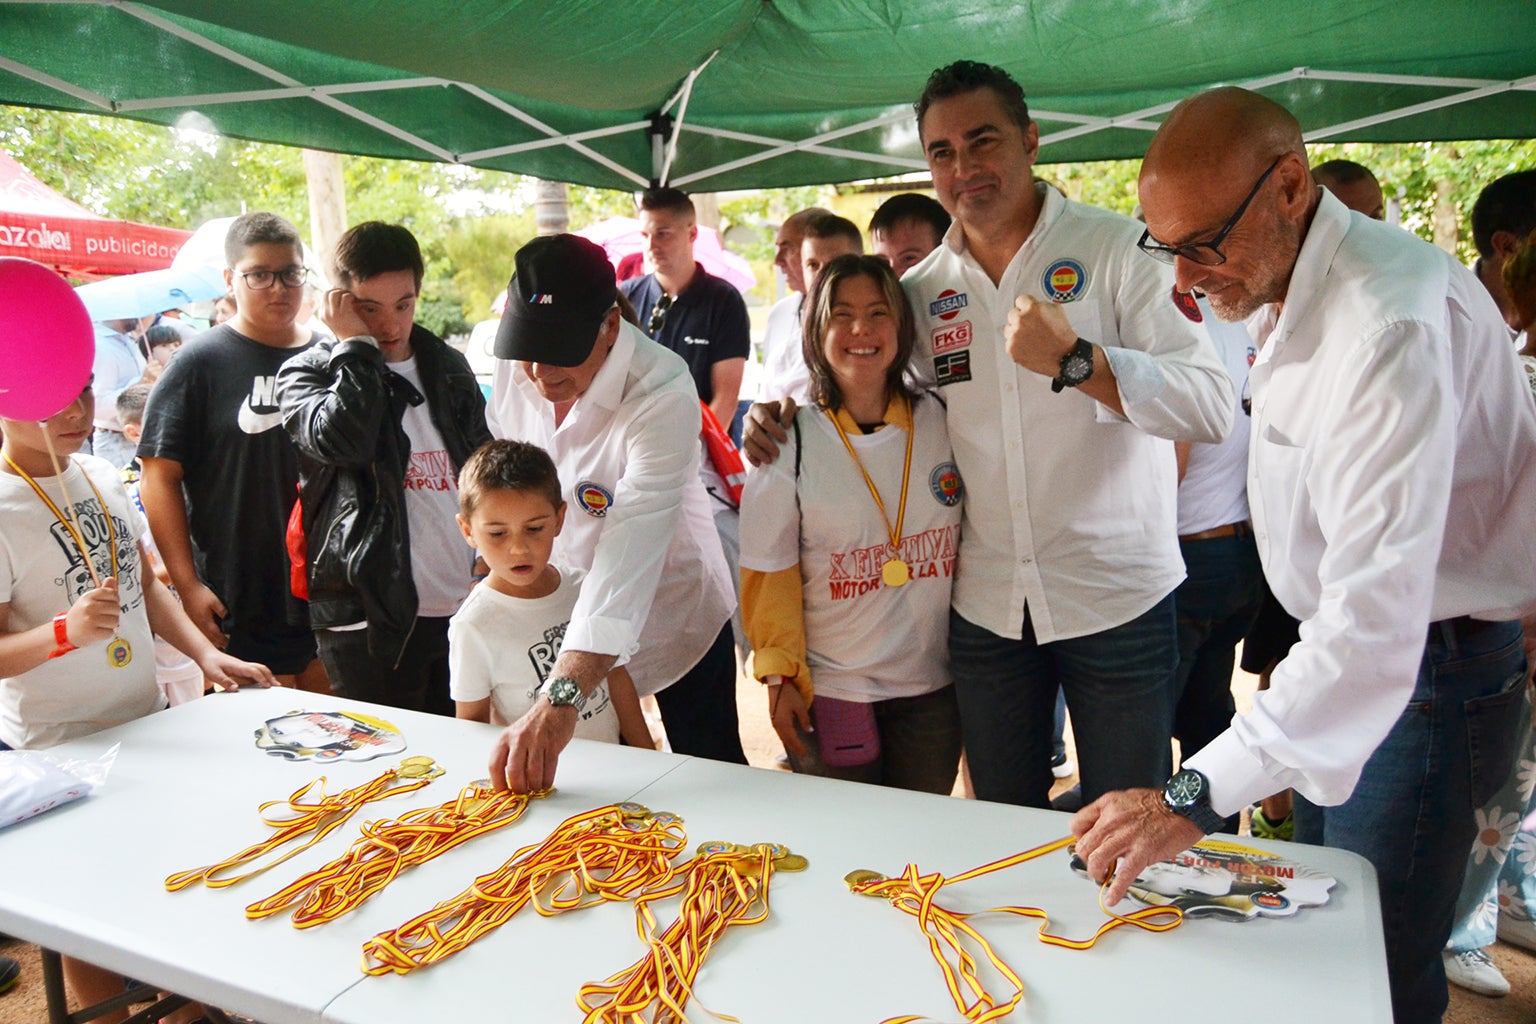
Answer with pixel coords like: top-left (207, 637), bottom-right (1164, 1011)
top-left (0, 743), bottom-right (119, 828)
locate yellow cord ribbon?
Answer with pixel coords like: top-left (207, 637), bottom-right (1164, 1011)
top-left (362, 802), bottom-right (686, 976)
top-left (244, 782), bottom-right (546, 927)
top-left (577, 841), bottom-right (806, 1024)
top-left (164, 761), bottom-right (443, 892)
top-left (848, 836), bottom-right (1184, 1023)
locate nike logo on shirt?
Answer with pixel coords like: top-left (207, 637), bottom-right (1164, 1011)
top-left (237, 376), bottom-right (283, 434)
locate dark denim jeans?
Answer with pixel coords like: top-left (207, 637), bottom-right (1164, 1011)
top-left (949, 594), bottom-right (1179, 808)
top-left (653, 622), bottom-right (747, 765)
top-left (1172, 532), bottom-right (1264, 761)
top-left (1293, 617), bottom-right (1527, 1024)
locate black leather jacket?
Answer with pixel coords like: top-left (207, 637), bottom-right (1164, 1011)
top-left (276, 325), bottom-right (490, 665)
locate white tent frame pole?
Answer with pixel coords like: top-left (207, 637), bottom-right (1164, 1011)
top-left (657, 49), bottom-right (718, 186)
top-left (115, 77), bottom-right (448, 112)
top-left (0, 55), bottom-right (114, 108)
top-left (456, 82), bottom-right (649, 188)
top-left (1304, 73), bottom-right (1536, 140)
top-left (115, 2), bottom-right (456, 161)
top-left (458, 121), bottom-right (646, 163)
top-left (1037, 68), bottom-right (1308, 147)
top-left (672, 109), bottom-right (924, 188)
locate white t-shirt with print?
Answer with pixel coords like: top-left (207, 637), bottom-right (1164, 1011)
top-left (739, 394), bottom-right (962, 704)
top-left (389, 356), bottom-right (476, 618)
top-left (0, 456), bottom-right (165, 748)
top-left (447, 566), bottom-right (618, 742)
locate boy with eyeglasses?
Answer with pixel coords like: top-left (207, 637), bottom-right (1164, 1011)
top-left (137, 211), bottom-right (330, 692)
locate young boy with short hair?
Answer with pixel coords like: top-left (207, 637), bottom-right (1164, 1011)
top-left (449, 440), bottom-right (650, 749)
top-left (0, 379), bottom-right (274, 1016)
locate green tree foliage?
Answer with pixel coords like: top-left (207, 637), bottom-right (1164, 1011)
top-left (442, 212), bottom-right (538, 325)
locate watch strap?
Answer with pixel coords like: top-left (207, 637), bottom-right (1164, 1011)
top-left (1051, 337), bottom-right (1095, 393)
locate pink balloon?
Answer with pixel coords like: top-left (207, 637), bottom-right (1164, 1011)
top-left (0, 258), bottom-right (95, 421)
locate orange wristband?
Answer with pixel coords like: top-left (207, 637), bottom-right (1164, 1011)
top-left (48, 612), bottom-right (75, 659)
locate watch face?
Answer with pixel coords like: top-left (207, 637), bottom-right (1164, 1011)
top-left (546, 677), bottom-right (581, 707)
top-left (1064, 354), bottom-right (1092, 381)
top-left (1166, 770), bottom-right (1205, 806)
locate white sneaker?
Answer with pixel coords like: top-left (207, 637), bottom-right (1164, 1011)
top-left (1050, 753), bottom-right (1074, 779)
top-left (1497, 914), bottom-right (1536, 953)
top-left (1442, 948), bottom-right (1510, 997)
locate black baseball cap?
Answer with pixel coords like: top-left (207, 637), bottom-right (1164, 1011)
top-left (494, 234), bottom-right (617, 366)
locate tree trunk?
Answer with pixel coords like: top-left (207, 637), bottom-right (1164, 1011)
top-left (302, 149), bottom-right (347, 280)
top-left (534, 179), bottom-right (569, 235)
top-left (1432, 177), bottom-right (1459, 254)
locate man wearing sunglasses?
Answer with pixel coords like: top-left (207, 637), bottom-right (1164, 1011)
top-left (621, 187), bottom-right (750, 436)
top-left (138, 211), bottom-right (330, 692)
top-left (1074, 88), bottom-right (1536, 1024)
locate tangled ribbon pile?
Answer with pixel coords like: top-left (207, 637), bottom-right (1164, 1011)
top-left (577, 841), bottom-right (808, 1023)
top-left (244, 782), bottom-right (546, 927)
top-left (846, 835), bottom-right (1184, 1023)
top-left (362, 802), bottom-right (686, 975)
top-left (165, 759), bottom-right (444, 892)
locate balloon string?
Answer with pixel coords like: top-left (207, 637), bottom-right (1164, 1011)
top-left (849, 835), bottom-right (1184, 1023)
top-left (244, 783), bottom-right (546, 927)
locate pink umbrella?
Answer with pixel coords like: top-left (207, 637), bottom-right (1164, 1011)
top-left (489, 218), bottom-right (758, 316)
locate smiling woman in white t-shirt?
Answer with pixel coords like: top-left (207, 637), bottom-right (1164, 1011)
top-left (740, 254), bottom-right (964, 794)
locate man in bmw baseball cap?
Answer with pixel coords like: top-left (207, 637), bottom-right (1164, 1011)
top-left (493, 233), bottom-right (618, 366)
top-left (484, 233), bottom-right (745, 794)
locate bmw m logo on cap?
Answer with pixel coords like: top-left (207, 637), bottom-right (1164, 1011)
top-left (576, 481), bottom-right (614, 517)
top-left (1042, 259), bottom-right (1088, 303)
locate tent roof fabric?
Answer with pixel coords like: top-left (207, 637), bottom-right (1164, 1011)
top-left (1, 1), bottom-right (1533, 191)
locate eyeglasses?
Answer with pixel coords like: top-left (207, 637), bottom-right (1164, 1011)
top-left (647, 293), bottom-right (673, 337)
top-left (1137, 157), bottom-right (1284, 267)
top-left (238, 266), bottom-right (309, 291)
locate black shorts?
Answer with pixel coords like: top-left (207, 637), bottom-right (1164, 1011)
top-left (1239, 581), bottom-right (1301, 675)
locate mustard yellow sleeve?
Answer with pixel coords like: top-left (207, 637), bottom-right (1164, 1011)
top-left (741, 565), bottom-right (814, 706)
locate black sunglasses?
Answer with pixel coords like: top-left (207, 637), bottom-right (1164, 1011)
top-left (647, 293), bottom-right (674, 336)
top-left (1137, 156), bottom-right (1284, 267)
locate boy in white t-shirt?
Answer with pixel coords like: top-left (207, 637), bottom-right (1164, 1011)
top-left (449, 440), bottom-right (650, 748)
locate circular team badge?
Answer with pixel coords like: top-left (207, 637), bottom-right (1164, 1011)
top-left (575, 481), bottom-right (614, 518)
top-left (929, 462), bottom-right (963, 507)
top-left (1042, 258), bottom-right (1088, 303)
top-left (1252, 891), bottom-right (1290, 911)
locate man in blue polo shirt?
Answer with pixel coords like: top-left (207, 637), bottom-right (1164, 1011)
top-left (621, 188), bottom-right (751, 432)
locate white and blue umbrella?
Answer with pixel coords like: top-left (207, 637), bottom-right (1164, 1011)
top-left (74, 264), bottom-right (229, 321)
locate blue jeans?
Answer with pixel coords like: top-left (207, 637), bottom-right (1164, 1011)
top-left (1293, 617), bottom-right (1527, 1024)
top-left (949, 594), bottom-right (1179, 808)
top-left (1172, 533), bottom-right (1264, 761)
top-left (91, 427), bottom-right (137, 470)
top-left (1447, 708), bottom-right (1536, 951)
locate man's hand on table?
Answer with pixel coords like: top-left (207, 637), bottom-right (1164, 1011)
top-left (1070, 788), bottom-right (1205, 906)
top-left (489, 700), bottom-right (578, 793)
top-left (742, 397), bottom-right (797, 467)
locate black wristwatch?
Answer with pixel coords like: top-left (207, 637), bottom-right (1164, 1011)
top-left (1162, 768), bottom-right (1226, 834)
top-left (1051, 337), bottom-right (1095, 393)
top-left (542, 676), bottom-right (583, 710)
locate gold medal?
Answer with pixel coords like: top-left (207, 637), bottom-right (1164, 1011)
top-left (106, 635), bottom-right (132, 668)
top-left (826, 401), bottom-right (916, 591)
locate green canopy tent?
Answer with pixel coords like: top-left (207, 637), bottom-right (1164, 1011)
top-left (1, 0), bottom-right (1533, 191)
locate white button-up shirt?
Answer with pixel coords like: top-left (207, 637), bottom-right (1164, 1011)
top-left (758, 292), bottom-right (808, 403)
top-left (904, 185), bottom-right (1233, 643)
top-left (1187, 192), bottom-right (1536, 815)
top-left (91, 324), bottom-right (147, 432)
top-left (486, 321), bottom-right (734, 697)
